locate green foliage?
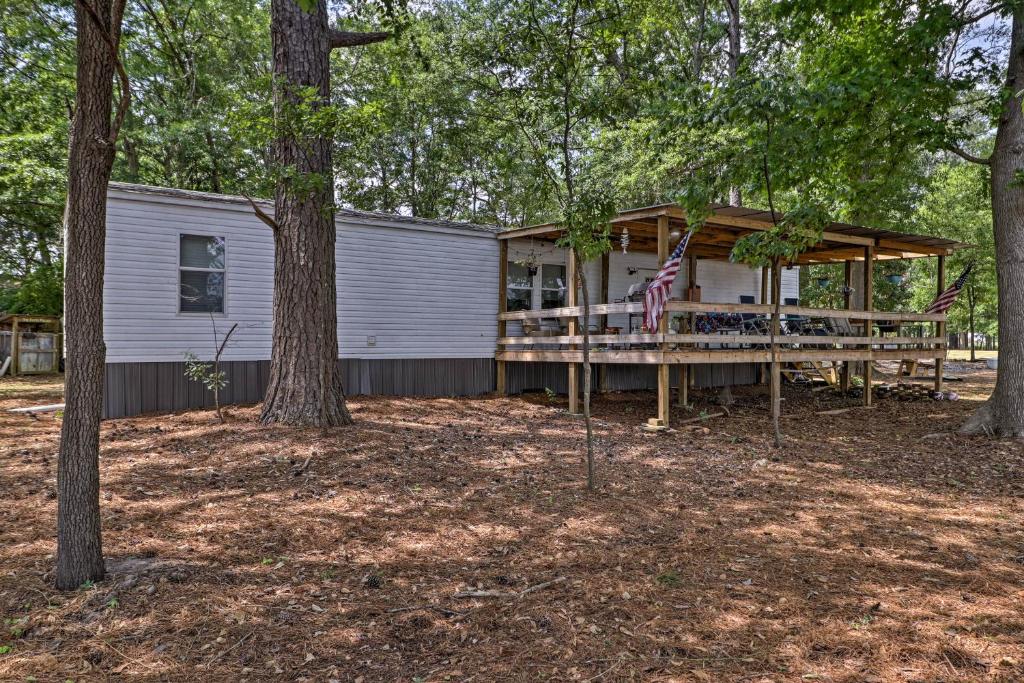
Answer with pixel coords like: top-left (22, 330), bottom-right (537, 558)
top-left (656, 570), bottom-right (682, 588)
top-left (0, 0), bottom-right (1004, 335)
top-left (911, 161), bottom-right (997, 336)
top-left (0, 260), bottom-right (63, 315)
top-left (731, 204), bottom-right (829, 269)
top-left (183, 352), bottom-right (228, 393)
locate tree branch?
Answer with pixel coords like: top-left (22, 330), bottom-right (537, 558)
top-left (241, 194), bottom-right (279, 231)
top-left (945, 144), bottom-right (991, 165)
top-left (328, 30), bottom-right (390, 49)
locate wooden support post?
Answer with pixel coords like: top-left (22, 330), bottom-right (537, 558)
top-left (599, 251), bottom-right (610, 333)
top-left (496, 240), bottom-right (508, 395)
top-left (863, 246), bottom-right (874, 407)
top-left (10, 316), bottom-right (19, 376)
top-left (567, 247), bottom-right (580, 415)
top-left (677, 364), bottom-right (688, 407)
top-left (685, 253), bottom-right (699, 393)
top-left (935, 255), bottom-right (946, 394)
top-left (655, 215), bottom-right (671, 427)
top-left (840, 260), bottom-right (853, 394)
top-left (598, 251), bottom-right (610, 393)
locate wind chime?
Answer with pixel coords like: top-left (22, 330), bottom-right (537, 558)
top-left (620, 227), bottom-right (630, 254)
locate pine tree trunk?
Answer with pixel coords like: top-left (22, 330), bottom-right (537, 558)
top-left (961, 8), bottom-right (1024, 437)
top-left (260, 0), bottom-right (351, 426)
top-left (56, 0), bottom-right (120, 590)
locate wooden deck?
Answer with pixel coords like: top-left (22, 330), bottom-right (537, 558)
top-left (497, 302), bottom-right (945, 362)
top-left (495, 301), bottom-right (947, 427)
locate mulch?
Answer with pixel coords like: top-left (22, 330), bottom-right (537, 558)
top-left (1, 366), bottom-right (1023, 682)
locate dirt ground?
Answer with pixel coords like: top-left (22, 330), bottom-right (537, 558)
top-left (2, 364), bottom-right (1023, 682)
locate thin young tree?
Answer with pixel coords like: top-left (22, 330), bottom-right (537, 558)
top-left (457, 0), bottom-right (624, 489)
top-left (56, 0), bottom-right (130, 590)
top-left (256, 0), bottom-right (387, 426)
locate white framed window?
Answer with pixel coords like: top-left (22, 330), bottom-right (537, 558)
top-left (179, 234), bottom-right (226, 313)
top-left (540, 264), bottom-right (566, 309)
top-left (506, 262), bottom-right (533, 311)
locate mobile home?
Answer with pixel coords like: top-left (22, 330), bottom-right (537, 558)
top-left (99, 184), bottom-right (960, 421)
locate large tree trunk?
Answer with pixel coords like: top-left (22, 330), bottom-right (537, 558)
top-left (56, 0), bottom-right (122, 590)
top-left (961, 8), bottom-right (1024, 437)
top-left (260, 0), bottom-right (350, 426)
top-left (259, 0), bottom-right (386, 426)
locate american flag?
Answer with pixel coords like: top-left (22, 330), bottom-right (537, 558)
top-left (643, 231), bottom-right (693, 332)
top-left (924, 262), bottom-right (974, 315)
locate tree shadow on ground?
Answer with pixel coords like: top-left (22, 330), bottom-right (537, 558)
top-left (1, 369), bottom-right (1022, 682)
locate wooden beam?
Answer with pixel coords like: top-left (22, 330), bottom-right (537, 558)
top-left (497, 240), bottom-right (508, 395)
top-left (496, 347), bottom-right (944, 364)
top-left (567, 248), bottom-right (580, 414)
top-left (609, 205), bottom-right (678, 223)
top-left (656, 215), bottom-right (670, 427)
top-left (863, 246), bottom-right (874, 406)
top-left (598, 251), bottom-right (609, 393)
top-left (10, 316), bottom-right (18, 376)
top-left (677, 365), bottom-right (688, 407)
top-left (499, 301), bottom-right (948, 322)
top-left (498, 333), bottom-right (944, 346)
top-left (878, 238), bottom-right (953, 256)
top-left (935, 255), bottom-right (946, 394)
top-left (840, 260), bottom-right (853, 394)
top-left (518, 204), bottom-right (878, 248)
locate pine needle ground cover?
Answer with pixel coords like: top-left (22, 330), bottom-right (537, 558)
top-left (1, 367), bottom-right (1022, 682)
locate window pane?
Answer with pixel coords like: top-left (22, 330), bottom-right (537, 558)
top-left (541, 289), bottom-right (565, 309)
top-left (541, 264), bottom-right (565, 290)
top-left (180, 270), bottom-right (225, 313)
top-left (181, 234), bottom-right (225, 269)
top-left (506, 289), bottom-right (531, 312)
top-left (507, 262), bottom-right (533, 289)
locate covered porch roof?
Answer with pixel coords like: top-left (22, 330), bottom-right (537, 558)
top-left (497, 204), bottom-right (971, 265)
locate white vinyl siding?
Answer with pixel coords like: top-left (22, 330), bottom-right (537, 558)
top-left (103, 188), bottom-right (497, 363)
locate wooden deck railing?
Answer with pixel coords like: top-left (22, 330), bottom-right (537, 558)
top-left (495, 302), bottom-right (946, 365)
top-left (498, 301), bottom-right (947, 323)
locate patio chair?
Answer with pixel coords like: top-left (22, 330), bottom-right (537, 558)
top-left (782, 297), bottom-right (811, 334)
top-left (735, 295), bottom-right (769, 347)
top-left (520, 318), bottom-right (565, 349)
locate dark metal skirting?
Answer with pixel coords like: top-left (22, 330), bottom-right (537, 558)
top-left (103, 358), bottom-right (758, 418)
top-left (102, 358), bottom-right (496, 419)
top-left (506, 362), bottom-right (759, 395)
